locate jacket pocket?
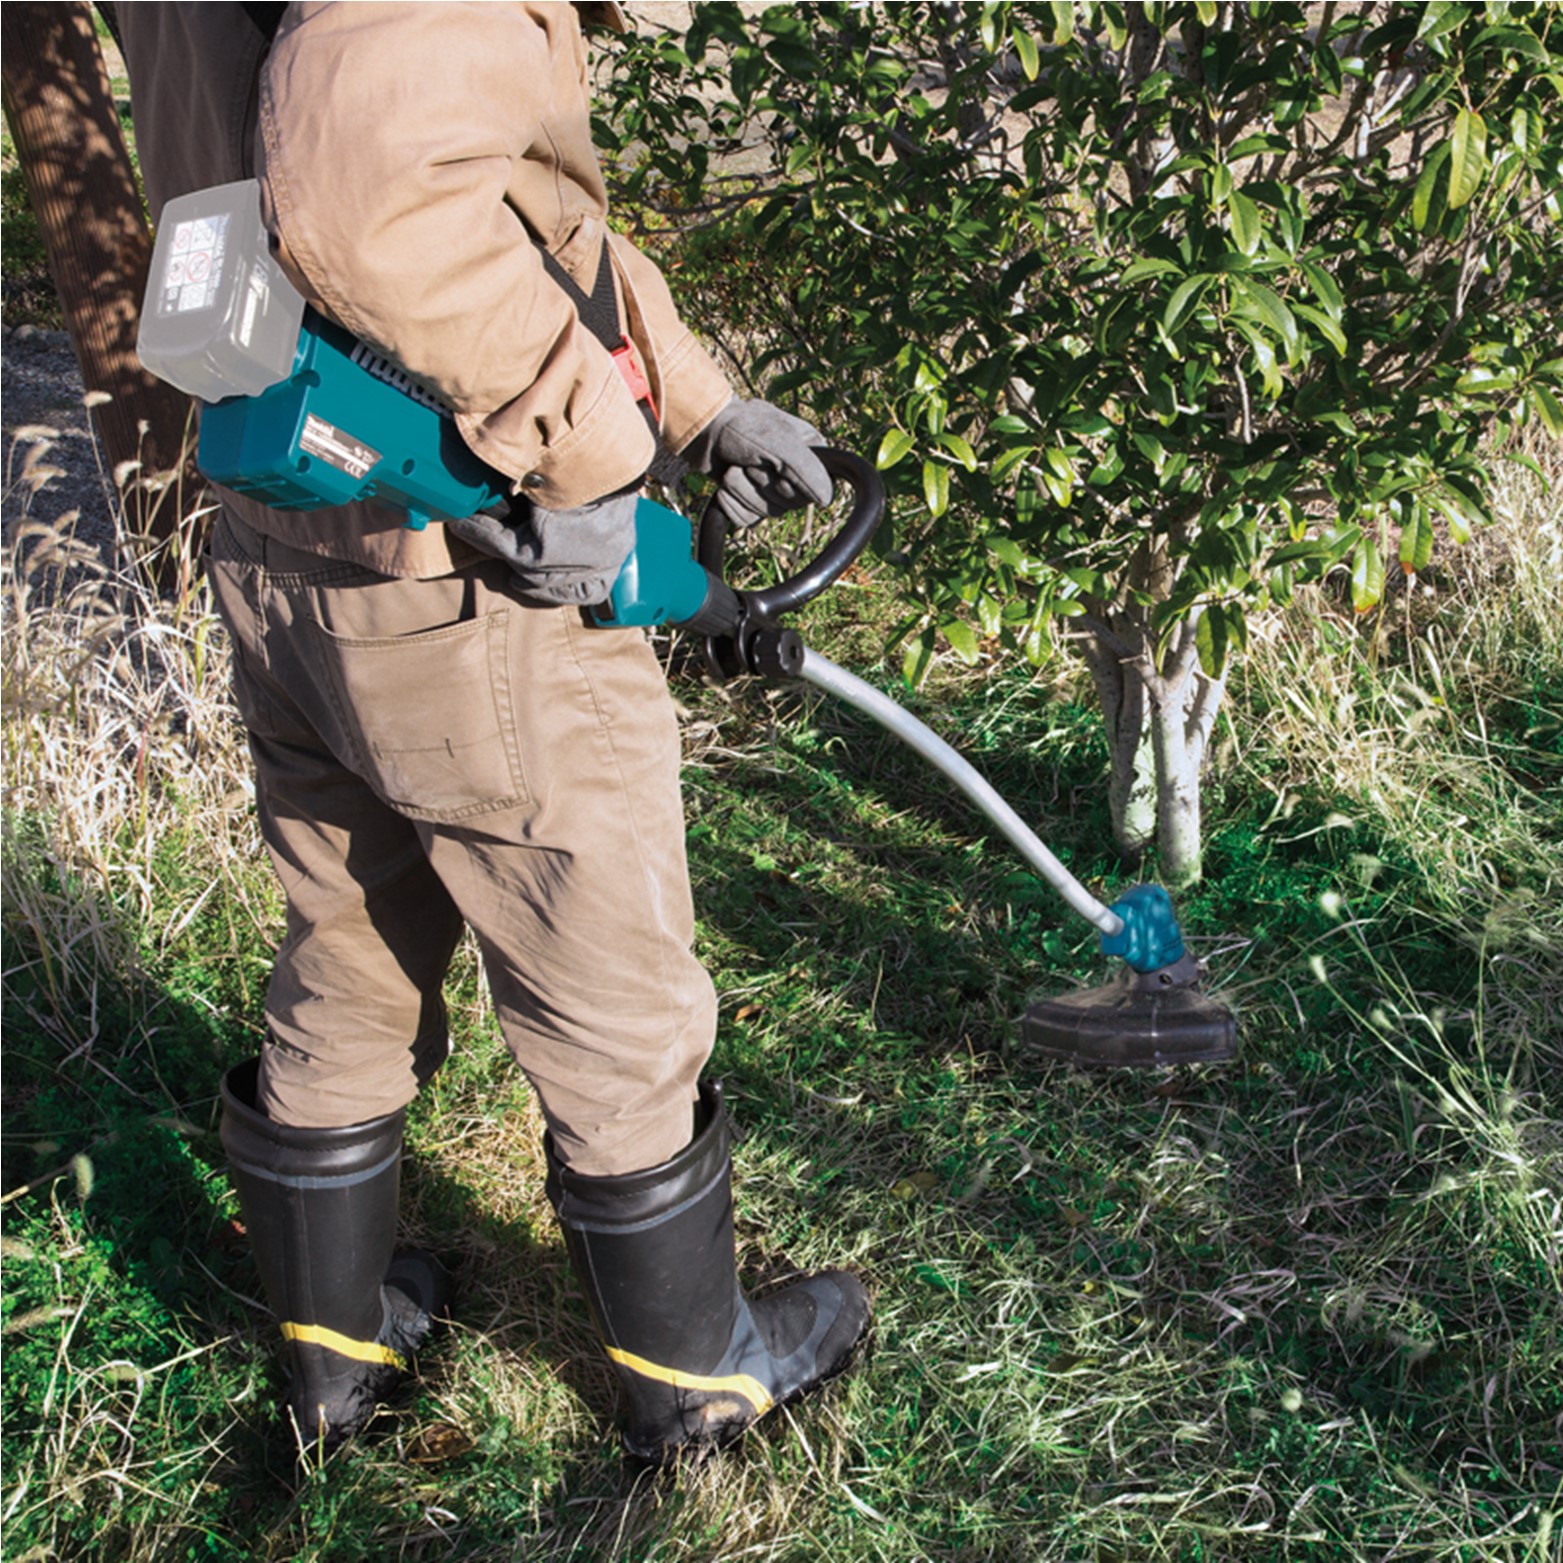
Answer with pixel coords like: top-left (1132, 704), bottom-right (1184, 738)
top-left (309, 610), bottom-right (529, 821)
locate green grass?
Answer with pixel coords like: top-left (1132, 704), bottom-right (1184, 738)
top-left (3, 432), bottom-right (1560, 1561)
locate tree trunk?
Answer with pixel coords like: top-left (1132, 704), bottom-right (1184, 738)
top-left (1080, 632), bottom-right (1156, 862)
top-left (1145, 615), bottom-right (1227, 887)
top-left (1, 2), bottom-right (198, 563)
top-left (1081, 547), bottom-right (1226, 886)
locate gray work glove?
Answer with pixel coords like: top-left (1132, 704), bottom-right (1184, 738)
top-left (683, 399), bottom-right (834, 531)
top-left (446, 489), bottom-right (638, 608)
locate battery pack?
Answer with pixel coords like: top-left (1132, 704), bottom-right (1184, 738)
top-left (136, 180), bottom-right (306, 402)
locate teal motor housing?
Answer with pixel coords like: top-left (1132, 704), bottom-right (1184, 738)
top-left (592, 498), bottom-right (733, 631)
top-left (196, 310), bottom-right (510, 530)
top-left (197, 309), bottom-right (740, 635)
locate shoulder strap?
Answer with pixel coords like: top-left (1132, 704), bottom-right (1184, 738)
top-left (538, 242), bottom-right (621, 357)
top-left (541, 241), bottom-right (685, 488)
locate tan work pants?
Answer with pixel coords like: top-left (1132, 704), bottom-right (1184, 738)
top-left (206, 508), bottom-right (716, 1177)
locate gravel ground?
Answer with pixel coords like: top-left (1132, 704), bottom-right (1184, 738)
top-left (2, 323), bottom-right (120, 565)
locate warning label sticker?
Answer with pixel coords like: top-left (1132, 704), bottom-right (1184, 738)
top-left (300, 414), bottom-right (380, 482)
top-left (157, 212), bottom-right (230, 316)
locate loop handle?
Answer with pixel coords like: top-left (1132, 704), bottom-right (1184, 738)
top-left (697, 448), bottom-right (885, 619)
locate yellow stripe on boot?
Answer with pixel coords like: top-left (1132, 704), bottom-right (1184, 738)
top-left (605, 1345), bottom-right (774, 1415)
top-left (281, 1321), bottom-right (406, 1370)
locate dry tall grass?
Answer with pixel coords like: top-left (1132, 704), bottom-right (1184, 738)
top-left (2, 428), bottom-right (260, 1043)
top-left (1225, 432), bottom-right (1563, 998)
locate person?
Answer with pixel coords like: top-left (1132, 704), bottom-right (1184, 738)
top-left (115, 1), bottom-right (870, 1464)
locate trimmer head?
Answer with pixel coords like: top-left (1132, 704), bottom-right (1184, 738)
top-left (1020, 953), bottom-right (1237, 1068)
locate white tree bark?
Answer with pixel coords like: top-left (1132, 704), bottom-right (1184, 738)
top-left (1079, 631), bottom-right (1157, 862)
top-left (1144, 615), bottom-right (1227, 887)
top-left (1081, 605), bottom-right (1226, 887)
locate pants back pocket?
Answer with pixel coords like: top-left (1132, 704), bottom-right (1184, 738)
top-left (310, 610), bottom-right (529, 820)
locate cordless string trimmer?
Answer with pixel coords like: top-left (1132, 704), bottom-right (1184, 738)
top-left (139, 182), bottom-right (1237, 1068)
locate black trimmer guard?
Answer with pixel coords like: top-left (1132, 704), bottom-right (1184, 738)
top-left (1020, 956), bottom-right (1237, 1068)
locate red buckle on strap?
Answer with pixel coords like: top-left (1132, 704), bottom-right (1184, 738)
top-left (611, 338), bottom-right (659, 422)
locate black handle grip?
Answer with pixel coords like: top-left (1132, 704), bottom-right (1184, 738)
top-left (697, 447), bottom-right (885, 615)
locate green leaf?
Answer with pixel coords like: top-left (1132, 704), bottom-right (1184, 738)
top-left (1049, 1), bottom-right (1075, 42)
top-left (1413, 141), bottom-right (1451, 232)
top-left (1013, 27), bottom-right (1040, 80)
top-left (936, 432), bottom-right (978, 471)
top-left (876, 429), bottom-right (916, 470)
top-left (1061, 412), bottom-right (1114, 436)
top-left (1196, 603), bottom-right (1230, 677)
top-left (923, 459), bottom-right (950, 517)
top-left (1132, 432), bottom-right (1167, 472)
top-left (1300, 260), bottom-right (1344, 322)
top-left (1087, 445), bottom-right (1126, 485)
top-left (942, 618), bottom-right (981, 664)
top-left (1448, 110), bottom-right (1488, 210)
top-left (991, 446), bottom-right (1034, 482)
top-left (902, 626), bottom-right (935, 687)
top-left (1351, 538), bottom-right (1385, 614)
top-left (1103, 3), bottom-right (1128, 51)
top-left (1531, 384), bottom-right (1563, 437)
top-left (1229, 189), bottom-right (1263, 256)
top-left (1022, 611), bottom-right (1053, 665)
top-left (1045, 447), bottom-right (1076, 483)
top-left (1431, 483), bottom-right (1486, 544)
top-left (1295, 302), bottom-right (1347, 356)
top-left (1121, 256), bottom-right (1183, 284)
top-left (1321, 524), bottom-right (1363, 564)
top-left (1470, 26), bottom-right (1550, 64)
top-left (1231, 278), bottom-right (1300, 360)
top-left (1228, 133), bottom-right (1290, 159)
top-left (1415, 1), bottom-right (1466, 43)
top-left (1512, 105), bottom-right (1540, 158)
top-left (1144, 367), bottom-right (1179, 423)
top-left (1163, 274), bottom-right (1213, 334)
top-left (1231, 318), bottom-right (1282, 398)
top-left (1267, 538), bottom-right (1334, 567)
top-left (1195, 0), bottom-right (1219, 23)
top-left (1398, 510), bottom-right (1435, 575)
top-left (1454, 365), bottom-right (1519, 395)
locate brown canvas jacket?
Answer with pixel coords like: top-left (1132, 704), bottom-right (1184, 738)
top-left (120, 2), bottom-right (733, 578)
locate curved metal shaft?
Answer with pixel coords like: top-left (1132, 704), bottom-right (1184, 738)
top-left (798, 651), bottom-right (1125, 937)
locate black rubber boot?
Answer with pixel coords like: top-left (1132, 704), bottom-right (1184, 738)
top-left (545, 1081), bottom-right (871, 1464)
top-left (220, 1060), bottom-right (449, 1454)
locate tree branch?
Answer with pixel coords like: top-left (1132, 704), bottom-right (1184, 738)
top-left (1185, 663), bottom-right (1228, 757)
top-left (1075, 613), bottom-right (1137, 663)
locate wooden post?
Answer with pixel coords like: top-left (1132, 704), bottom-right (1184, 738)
top-left (1, 1), bottom-right (200, 564)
